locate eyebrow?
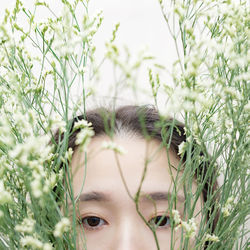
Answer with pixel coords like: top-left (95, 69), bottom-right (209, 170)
top-left (140, 192), bottom-right (185, 203)
top-left (72, 191), bottom-right (185, 204)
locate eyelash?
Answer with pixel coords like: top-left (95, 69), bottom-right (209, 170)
top-left (79, 215), bottom-right (171, 231)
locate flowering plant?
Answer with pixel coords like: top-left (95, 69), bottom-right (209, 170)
top-left (0, 0), bottom-right (249, 249)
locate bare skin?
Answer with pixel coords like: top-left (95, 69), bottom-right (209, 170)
top-left (70, 135), bottom-right (202, 250)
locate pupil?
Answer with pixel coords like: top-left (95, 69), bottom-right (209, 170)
top-left (87, 217), bottom-right (100, 227)
top-left (154, 216), bottom-right (168, 226)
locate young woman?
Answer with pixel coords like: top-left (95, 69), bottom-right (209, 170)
top-left (56, 105), bottom-right (218, 249)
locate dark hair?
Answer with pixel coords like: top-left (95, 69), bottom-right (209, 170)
top-left (54, 104), bottom-right (219, 236)
top-left (67, 105), bottom-right (185, 154)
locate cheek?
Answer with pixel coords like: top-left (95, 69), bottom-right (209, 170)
top-left (157, 231), bottom-right (179, 250)
top-left (76, 227), bottom-right (111, 250)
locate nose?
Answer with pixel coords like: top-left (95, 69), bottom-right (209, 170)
top-left (115, 220), bottom-right (140, 250)
top-left (113, 217), bottom-right (156, 250)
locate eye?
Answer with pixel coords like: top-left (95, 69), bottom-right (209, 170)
top-left (149, 215), bottom-right (171, 229)
top-left (79, 216), bottom-right (107, 230)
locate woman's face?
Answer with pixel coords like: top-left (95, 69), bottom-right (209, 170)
top-left (70, 135), bottom-right (202, 250)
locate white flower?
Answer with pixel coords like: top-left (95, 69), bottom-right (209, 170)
top-left (53, 217), bottom-right (71, 237)
top-left (27, 110), bottom-right (39, 126)
top-left (75, 127), bottom-right (95, 152)
top-left (12, 112), bottom-right (33, 138)
top-left (101, 141), bottom-right (127, 155)
top-left (172, 209), bottom-right (181, 225)
top-left (244, 100), bottom-right (250, 112)
top-left (178, 141), bottom-right (187, 155)
top-left (0, 116), bottom-right (15, 147)
top-left (222, 196), bottom-right (234, 217)
top-left (43, 243), bottom-right (53, 250)
top-left (163, 86), bottom-right (199, 114)
top-left (78, 65), bottom-right (87, 75)
top-left (9, 135), bottom-right (52, 166)
top-left (31, 175), bottom-right (43, 198)
top-left (0, 155), bottom-right (11, 177)
top-left (224, 87), bottom-right (241, 100)
top-left (174, 0), bottom-right (186, 21)
top-left (20, 236), bottom-right (43, 249)
top-left (50, 114), bottom-right (66, 133)
top-left (43, 172), bottom-right (57, 193)
top-left (0, 180), bottom-right (12, 205)
top-left (181, 218), bottom-right (197, 238)
top-left (204, 233), bottom-right (220, 242)
top-left (65, 148), bottom-right (74, 161)
top-left (15, 217), bottom-right (35, 234)
top-left (73, 120), bottom-right (92, 131)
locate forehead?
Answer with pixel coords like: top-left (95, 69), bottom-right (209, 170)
top-left (70, 135), bottom-right (184, 196)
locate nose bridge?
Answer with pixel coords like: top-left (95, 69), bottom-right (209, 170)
top-left (113, 213), bottom-right (155, 250)
top-left (115, 215), bottom-right (139, 250)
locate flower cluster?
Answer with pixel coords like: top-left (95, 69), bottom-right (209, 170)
top-left (15, 217), bottom-right (36, 234)
top-left (0, 180), bottom-right (12, 205)
top-left (181, 218), bottom-right (197, 239)
top-left (21, 236), bottom-right (52, 250)
top-left (172, 209), bottom-right (181, 225)
top-left (204, 233), bottom-right (220, 242)
top-left (73, 119), bottom-right (92, 131)
top-left (75, 124), bottom-right (95, 152)
top-left (53, 217), bottom-right (71, 237)
top-left (101, 140), bottom-right (127, 155)
top-left (0, 0), bottom-right (103, 247)
top-left (171, 210), bottom-right (198, 239)
top-left (222, 196), bottom-right (235, 217)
